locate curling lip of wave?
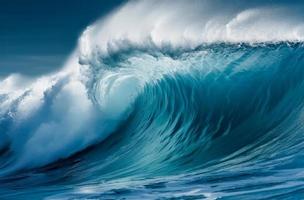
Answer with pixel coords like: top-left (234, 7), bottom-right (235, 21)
top-left (79, 0), bottom-right (304, 61)
top-left (1, 0), bottom-right (304, 174)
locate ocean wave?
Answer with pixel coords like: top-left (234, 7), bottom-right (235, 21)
top-left (1, 0), bottom-right (304, 199)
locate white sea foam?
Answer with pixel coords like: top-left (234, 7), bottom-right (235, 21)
top-left (79, 0), bottom-right (304, 61)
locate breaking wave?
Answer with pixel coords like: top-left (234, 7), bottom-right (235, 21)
top-left (1, 0), bottom-right (304, 199)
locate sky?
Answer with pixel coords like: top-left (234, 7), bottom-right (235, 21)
top-left (0, 0), bottom-right (125, 77)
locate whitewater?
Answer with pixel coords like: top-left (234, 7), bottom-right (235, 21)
top-left (1, 0), bottom-right (304, 199)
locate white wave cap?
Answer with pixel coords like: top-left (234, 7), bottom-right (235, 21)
top-left (79, 0), bottom-right (304, 59)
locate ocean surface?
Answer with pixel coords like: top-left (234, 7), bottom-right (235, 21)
top-left (1, 0), bottom-right (304, 199)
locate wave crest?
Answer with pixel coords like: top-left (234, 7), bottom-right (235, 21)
top-left (79, 0), bottom-right (304, 60)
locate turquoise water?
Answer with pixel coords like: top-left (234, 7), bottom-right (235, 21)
top-left (1, 43), bottom-right (304, 199)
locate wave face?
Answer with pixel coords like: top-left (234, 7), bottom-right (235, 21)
top-left (1, 0), bottom-right (304, 199)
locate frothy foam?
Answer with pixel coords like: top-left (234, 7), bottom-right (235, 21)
top-left (79, 0), bottom-right (304, 60)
